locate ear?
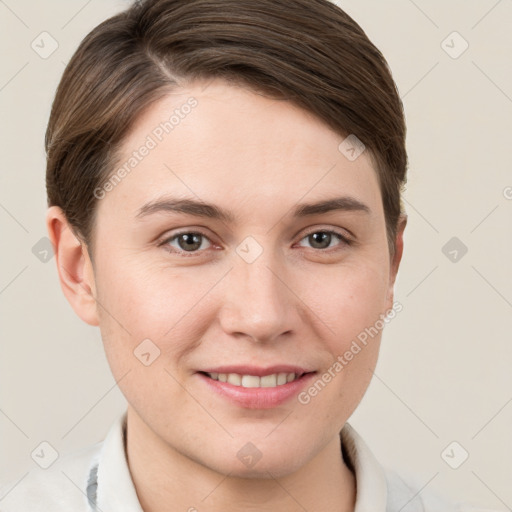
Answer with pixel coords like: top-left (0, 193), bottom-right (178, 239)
top-left (46, 206), bottom-right (99, 326)
top-left (385, 213), bottom-right (407, 311)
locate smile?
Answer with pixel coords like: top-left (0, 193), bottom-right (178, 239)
top-left (197, 367), bottom-right (317, 409)
top-left (204, 372), bottom-right (301, 388)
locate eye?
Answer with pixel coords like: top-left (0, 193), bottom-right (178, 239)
top-left (159, 228), bottom-right (352, 256)
top-left (296, 229), bottom-right (352, 251)
top-left (160, 231), bottom-right (213, 255)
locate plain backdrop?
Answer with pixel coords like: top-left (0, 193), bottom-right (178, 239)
top-left (1, 0), bottom-right (511, 509)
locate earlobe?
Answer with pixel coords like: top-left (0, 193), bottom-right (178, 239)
top-left (385, 213), bottom-right (407, 310)
top-left (46, 206), bottom-right (99, 326)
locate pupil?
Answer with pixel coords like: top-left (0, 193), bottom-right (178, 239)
top-left (180, 233), bottom-right (201, 251)
top-left (310, 232), bottom-right (330, 249)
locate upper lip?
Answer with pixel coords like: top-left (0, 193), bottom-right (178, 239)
top-left (198, 365), bottom-right (314, 377)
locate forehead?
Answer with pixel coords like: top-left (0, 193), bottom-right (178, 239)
top-left (99, 79), bottom-right (382, 222)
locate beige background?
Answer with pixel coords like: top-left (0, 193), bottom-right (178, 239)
top-left (1, 0), bottom-right (511, 508)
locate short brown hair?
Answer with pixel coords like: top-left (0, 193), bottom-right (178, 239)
top-left (46, 0), bottom-right (407, 258)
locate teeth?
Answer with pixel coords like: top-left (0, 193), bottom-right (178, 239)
top-left (227, 373), bottom-right (241, 386)
top-left (207, 372), bottom-right (299, 388)
top-left (260, 374), bottom-right (277, 387)
top-left (277, 373), bottom-right (287, 385)
top-left (241, 375), bottom-right (260, 388)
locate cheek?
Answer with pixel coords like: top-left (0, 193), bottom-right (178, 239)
top-left (94, 241), bottom-right (389, 369)
top-left (96, 248), bottom-right (389, 340)
top-left (304, 258), bottom-right (390, 344)
top-left (96, 257), bottom-right (187, 328)
top-left (93, 264), bottom-right (202, 415)
top-left (296, 263), bottom-right (387, 423)
top-left (94, 260), bottom-right (220, 365)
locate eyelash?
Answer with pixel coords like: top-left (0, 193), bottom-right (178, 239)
top-left (159, 228), bottom-right (353, 256)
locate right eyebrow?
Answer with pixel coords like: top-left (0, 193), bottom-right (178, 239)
top-left (136, 197), bottom-right (236, 223)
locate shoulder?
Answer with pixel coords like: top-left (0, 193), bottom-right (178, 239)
top-left (384, 468), bottom-right (501, 512)
top-left (341, 422), bottom-right (500, 512)
top-left (0, 441), bottom-right (102, 511)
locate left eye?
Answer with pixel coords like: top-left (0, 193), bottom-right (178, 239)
top-left (297, 230), bottom-right (351, 250)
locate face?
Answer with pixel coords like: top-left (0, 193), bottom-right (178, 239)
top-left (63, 79), bottom-right (404, 478)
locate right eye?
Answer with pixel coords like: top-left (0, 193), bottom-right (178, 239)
top-left (160, 231), bottom-right (214, 255)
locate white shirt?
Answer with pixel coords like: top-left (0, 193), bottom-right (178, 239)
top-left (0, 411), bottom-right (482, 511)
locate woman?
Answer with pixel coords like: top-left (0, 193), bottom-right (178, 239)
top-left (0, 0), bottom-right (477, 510)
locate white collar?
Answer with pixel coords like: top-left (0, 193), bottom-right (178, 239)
top-left (340, 422), bottom-right (388, 510)
top-left (90, 412), bottom-right (388, 511)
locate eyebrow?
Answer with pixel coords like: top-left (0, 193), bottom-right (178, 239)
top-left (135, 195), bottom-right (371, 223)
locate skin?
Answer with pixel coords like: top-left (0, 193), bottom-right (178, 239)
top-left (47, 78), bottom-right (406, 512)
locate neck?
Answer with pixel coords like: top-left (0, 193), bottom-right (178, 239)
top-left (125, 407), bottom-right (356, 512)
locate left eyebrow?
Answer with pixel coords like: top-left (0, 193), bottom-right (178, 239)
top-left (135, 195), bottom-right (371, 223)
top-left (292, 196), bottom-right (371, 217)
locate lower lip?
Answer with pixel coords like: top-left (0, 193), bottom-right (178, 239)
top-left (197, 372), bottom-right (317, 409)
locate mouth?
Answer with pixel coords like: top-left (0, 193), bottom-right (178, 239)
top-left (196, 366), bottom-right (316, 409)
top-left (199, 371), bottom-right (305, 388)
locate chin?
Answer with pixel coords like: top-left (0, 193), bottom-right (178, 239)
top-left (206, 442), bottom-right (307, 479)
top-left (220, 458), bottom-right (300, 480)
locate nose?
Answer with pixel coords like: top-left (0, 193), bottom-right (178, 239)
top-left (218, 250), bottom-right (300, 344)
